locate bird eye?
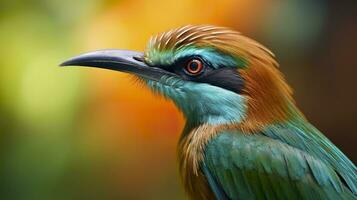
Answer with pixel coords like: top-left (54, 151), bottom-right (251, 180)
top-left (185, 59), bottom-right (204, 75)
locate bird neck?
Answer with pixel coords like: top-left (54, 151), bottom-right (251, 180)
top-left (144, 76), bottom-right (247, 125)
top-left (180, 97), bottom-right (305, 138)
top-left (172, 81), bottom-right (248, 126)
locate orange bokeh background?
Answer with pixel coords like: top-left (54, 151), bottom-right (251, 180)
top-left (0, 0), bottom-right (356, 199)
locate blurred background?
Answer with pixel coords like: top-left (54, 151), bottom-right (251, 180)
top-left (0, 0), bottom-right (356, 199)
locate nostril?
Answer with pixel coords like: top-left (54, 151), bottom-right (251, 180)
top-left (133, 56), bottom-right (145, 62)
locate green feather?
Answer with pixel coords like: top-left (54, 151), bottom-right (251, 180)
top-left (203, 127), bottom-right (357, 200)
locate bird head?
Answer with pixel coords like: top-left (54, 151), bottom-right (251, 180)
top-left (61, 25), bottom-right (301, 131)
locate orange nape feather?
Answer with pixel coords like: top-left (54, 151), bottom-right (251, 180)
top-left (239, 60), bottom-right (304, 132)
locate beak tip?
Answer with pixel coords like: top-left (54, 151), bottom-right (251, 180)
top-left (59, 59), bottom-right (80, 67)
top-left (59, 62), bottom-right (67, 67)
top-left (59, 60), bottom-right (70, 67)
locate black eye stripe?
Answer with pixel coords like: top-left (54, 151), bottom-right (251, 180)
top-left (154, 56), bottom-right (244, 94)
top-left (195, 68), bottom-right (244, 94)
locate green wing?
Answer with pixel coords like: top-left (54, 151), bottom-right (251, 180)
top-left (203, 131), bottom-right (357, 200)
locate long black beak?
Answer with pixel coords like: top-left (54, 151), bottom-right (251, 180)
top-left (60, 49), bottom-right (175, 81)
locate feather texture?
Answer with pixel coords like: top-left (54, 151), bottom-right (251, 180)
top-left (145, 25), bottom-right (276, 68)
top-left (203, 125), bottom-right (357, 200)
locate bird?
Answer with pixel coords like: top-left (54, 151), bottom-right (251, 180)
top-left (61, 25), bottom-right (357, 200)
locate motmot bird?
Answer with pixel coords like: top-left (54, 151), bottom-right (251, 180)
top-left (61, 25), bottom-right (357, 200)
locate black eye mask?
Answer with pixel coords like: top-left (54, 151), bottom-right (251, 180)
top-left (155, 56), bottom-right (245, 94)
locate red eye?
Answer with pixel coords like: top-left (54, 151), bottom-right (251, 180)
top-left (185, 59), bottom-right (203, 75)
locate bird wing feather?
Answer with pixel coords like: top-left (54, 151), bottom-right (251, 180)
top-left (203, 129), bottom-right (357, 200)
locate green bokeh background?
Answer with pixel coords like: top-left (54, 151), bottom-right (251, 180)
top-left (0, 0), bottom-right (356, 199)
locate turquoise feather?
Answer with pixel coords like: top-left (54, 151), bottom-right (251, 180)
top-left (145, 76), bottom-right (247, 125)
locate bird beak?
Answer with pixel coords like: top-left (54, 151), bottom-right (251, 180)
top-left (60, 49), bottom-right (175, 81)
